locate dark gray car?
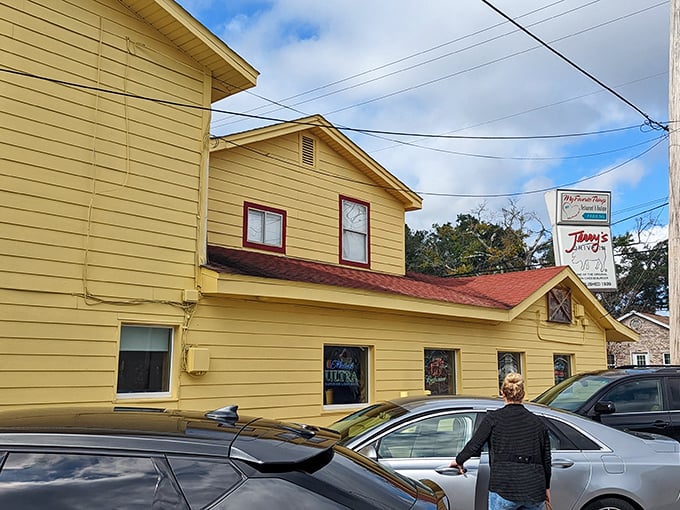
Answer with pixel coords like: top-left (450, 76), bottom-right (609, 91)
top-left (331, 396), bottom-right (680, 510)
top-left (0, 405), bottom-right (449, 510)
top-left (534, 366), bottom-right (680, 441)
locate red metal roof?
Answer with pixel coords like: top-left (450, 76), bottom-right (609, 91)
top-left (207, 246), bottom-right (569, 310)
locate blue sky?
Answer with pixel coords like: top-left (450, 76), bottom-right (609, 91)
top-left (177, 0), bottom-right (670, 244)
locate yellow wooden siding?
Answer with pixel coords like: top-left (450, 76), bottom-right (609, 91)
top-left (179, 295), bottom-right (608, 427)
top-left (0, 289), bottom-right (188, 407)
top-left (2, 0), bottom-right (210, 302)
top-left (0, 0), bottom-right (217, 408)
top-left (207, 133), bottom-right (407, 274)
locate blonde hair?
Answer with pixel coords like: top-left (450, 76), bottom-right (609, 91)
top-left (501, 372), bottom-right (525, 402)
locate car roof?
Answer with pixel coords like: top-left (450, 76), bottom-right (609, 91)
top-left (0, 405), bottom-right (339, 466)
top-left (576, 366), bottom-right (680, 377)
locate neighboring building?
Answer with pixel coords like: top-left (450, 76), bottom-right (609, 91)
top-left (609, 312), bottom-right (671, 367)
top-left (1, 2), bottom-right (636, 427)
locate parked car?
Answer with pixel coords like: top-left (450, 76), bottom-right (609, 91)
top-left (330, 395), bottom-right (680, 510)
top-left (533, 366), bottom-right (680, 441)
top-left (0, 405), bottom-right (449, 510)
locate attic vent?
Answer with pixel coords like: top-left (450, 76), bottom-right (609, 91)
top-left (301, 135), bottom-right (315, 166)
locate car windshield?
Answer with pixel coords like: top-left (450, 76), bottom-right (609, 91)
top-left (330, 402), bottom-right (409, 443)
top-left (533, 374), bottom-right (614, 411)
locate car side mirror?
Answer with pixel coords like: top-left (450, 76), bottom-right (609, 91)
top-left (594, 401), bottom-right (616, 415)
top-left (358, 444), bottom-right (378, 460)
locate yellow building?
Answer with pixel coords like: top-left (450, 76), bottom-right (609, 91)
top-left (1, 1), bottom-right (635, 426)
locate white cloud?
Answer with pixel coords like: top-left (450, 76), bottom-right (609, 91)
top-left (183, 0), bottom-right (670, 235)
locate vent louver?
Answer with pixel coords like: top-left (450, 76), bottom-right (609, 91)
top-left (301, 135), bottom-right (315, 166)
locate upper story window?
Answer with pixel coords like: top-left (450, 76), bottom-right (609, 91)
top-left (339, 196), bottom-right (369, 267)
top-left (548, 287), bottom-right (572, 323)
top-left (243, 202), bottom-right (286, 253)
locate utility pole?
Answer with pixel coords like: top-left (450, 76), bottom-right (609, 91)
top-left (670, 0), bottom-right (680, 364)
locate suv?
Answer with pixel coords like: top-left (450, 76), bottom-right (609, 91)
top-left (0, 405), bottom-right (448, 510)
top-left (534, 366), bottom-right (680, 441)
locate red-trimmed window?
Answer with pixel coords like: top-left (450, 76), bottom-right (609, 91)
top-left (339, 196), bottom-right (370, 267)
top-left (243, 202), bottom-right (286, 253)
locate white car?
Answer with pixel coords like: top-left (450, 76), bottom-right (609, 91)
top-left (331, 396), bottom-right (680, 510)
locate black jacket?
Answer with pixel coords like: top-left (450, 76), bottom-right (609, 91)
top-left (456, 404), bottom-right (551, 503)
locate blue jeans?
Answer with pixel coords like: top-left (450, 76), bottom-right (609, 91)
top-left (489, 491), bottom-right (546, 510)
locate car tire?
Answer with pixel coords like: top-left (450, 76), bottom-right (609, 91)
top-left (582, 497), bottom-right (636, 510)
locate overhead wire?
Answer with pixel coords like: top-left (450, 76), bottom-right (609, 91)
top-left (479, 0), bottom-right (668, 131)
top-left (211, 0), bottom-right (594, 129)
top-left (1, 66), bottom-right (657, 144)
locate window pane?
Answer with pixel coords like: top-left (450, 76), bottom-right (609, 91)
top-left (378, 413), bottom-right (476, 459)
top-left (247, 209), bottom-right (265, 243)
top-left (668, 378), bottom-right (680, 410)
top-left (324, 346), bottom-right (368, 405)
top-left (342, 201), bottom-right (367, 233)
top-left (553, 354), bottom-right (572, 385)
top-left (498, 352), bottom-right (521, 389)
top-left (118, 325), bottom-right (171, 394)
top-left (0, 453), bottom-right (186, 510)
top-left (603, 379), bottom-right (662, 413)
top-left (168, 457), bottom-right (242, 509)
top-left (424, 349), bottom-right (455, 395)
top-left (664, 353), bottom-right (671, 365)
top-left (342, 231), bottom-right (367, 263)
top-left (214, 478), bottom-right (345, 510)
top-left (264, 212), bottom-right (282, 246)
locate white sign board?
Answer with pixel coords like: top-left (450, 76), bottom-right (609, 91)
top-left (553, 225), bottom-right (617, 291)
top-left (556, 190), bottom-right (611, 225)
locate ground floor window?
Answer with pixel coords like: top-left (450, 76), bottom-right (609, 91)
top-left (553, 354), bottom-right (572, 384)
top-left (607, 353), bottom-right (616, 368)
top-left (664, 353), bottom-right (671, 365)
top-left (424, 349), bottom-right (456, 395)
top-left (323, 345), bottom-right (368, 405)
top-left (631, 352), bottom-right (649, 367)
top-left (498, 351), bottom-right (522, 389)
top-left (117, 325), bottom-right (172, 396)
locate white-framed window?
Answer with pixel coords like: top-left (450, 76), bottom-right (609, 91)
top-left (323, 345), bottom-right (369, 407)
top-left (339, 196), bottom-right (369, 267)
top-left (243, 201), bottom-right (286, 253)
top-left (631, 352), bottom-right (649, 367)
top-left (424, 349), bottom-right (457, 395)
top-left (607, 353), bottom-right (616, 368)
top-left (498, 351), bottom-right (522, 390)
top-left (117, 325), bottom-right (173, 397)
top-left (664, 353), bottom-right (671, 365)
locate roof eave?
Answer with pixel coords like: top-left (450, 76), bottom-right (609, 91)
top-left (199, 268), bottom-right (508, 322)
top-left (121, 0), bottom-right (259, 102)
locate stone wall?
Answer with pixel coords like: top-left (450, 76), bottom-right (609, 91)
top-left (608, 314), bottom-right (669, 367)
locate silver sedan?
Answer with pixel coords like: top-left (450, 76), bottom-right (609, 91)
top-left (330, 396), bottom-right (680, 510)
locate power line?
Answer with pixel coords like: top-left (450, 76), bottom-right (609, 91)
top-left (211, 0), bottom-right (596, 130)
top-left (2, 66), bottom-right (654, 143)
top-left (480, 0), bottom-right (668, 131)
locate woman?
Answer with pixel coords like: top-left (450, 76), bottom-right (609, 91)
top-left (449, 373), bottom-right (551, 510)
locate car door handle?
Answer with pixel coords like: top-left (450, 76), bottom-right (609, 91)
top-left (653, 420), bottom-right (669, 428)
top-left (551, 458), bottom-right (574, 468)
top-left (435, 465), bottom-right (472, 475)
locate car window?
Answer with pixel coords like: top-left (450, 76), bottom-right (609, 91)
top-left (168, 457), bottom-right (243, 509)
top-left (668, 378), bottom-right (680, 410)
top-left (602, 378), bottom-right (663, 413)
top-left (534, 375), bottom-right (613, 411)
top-left (213, 477), bottom-right (348, 509)
top-left (377, 413), bottom-right (477, 458)
top-left (0, 452), bottom-right (188, 510)
top-left (543, 418), bottom-right (600, 451)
